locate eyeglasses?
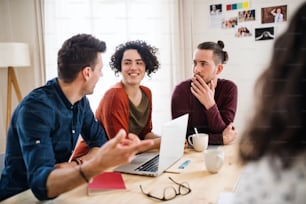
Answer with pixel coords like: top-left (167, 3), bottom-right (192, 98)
top-left (139, 177), bottom-right (191, 201)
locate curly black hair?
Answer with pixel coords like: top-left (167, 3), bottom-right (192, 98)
top-left (109, 40), bottom-right (160, 77)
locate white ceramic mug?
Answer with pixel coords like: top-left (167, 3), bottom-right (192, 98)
top-left (187, 133), bottom-right (208, 152)
top-left (204, 148), bottom-right (224, 173)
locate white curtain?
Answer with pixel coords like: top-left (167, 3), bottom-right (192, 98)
top-left (44, 0), bottom-right (193, 133)
top-left (34, 0), bottom-right (46, 85)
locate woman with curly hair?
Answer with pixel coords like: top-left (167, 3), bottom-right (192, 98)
top-left (95, 40), bottom-right (161, 150)
top-left (72, 41), bottom-right (160, 158)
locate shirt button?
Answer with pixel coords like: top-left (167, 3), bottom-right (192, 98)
top-left (72, 130), bottom-right (75, 134)
top-left (35, 140), bottom-right (40, 144)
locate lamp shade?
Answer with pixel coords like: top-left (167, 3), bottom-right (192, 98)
top-left (0, 42), bottom-right (31, 68)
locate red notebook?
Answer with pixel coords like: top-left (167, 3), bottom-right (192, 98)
top-left (87, 172), bottom-right (126, 195)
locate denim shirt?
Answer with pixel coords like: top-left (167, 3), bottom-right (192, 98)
top-left (0, 78), bottom-right (107, 201)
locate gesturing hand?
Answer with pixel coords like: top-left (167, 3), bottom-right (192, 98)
top-left (94, 129), bottom-right (154, 171)
top-left (190, 74), bottom-right (215, 109)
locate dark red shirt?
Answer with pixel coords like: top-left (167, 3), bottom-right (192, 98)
top-left (171, 78), bottom-right (238, 144)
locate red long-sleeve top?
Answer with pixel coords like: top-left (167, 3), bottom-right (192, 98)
top-left (171, 78), bottom-right (238, 145)
top-left (95, 82), bottom-right (153, 140)
top-left (71, 82), bottom-right (153, 159)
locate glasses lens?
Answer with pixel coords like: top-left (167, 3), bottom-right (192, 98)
top-left (179, 182), bottom-right (191, 195)
top-left (164, 186), bottom-right (177, 200)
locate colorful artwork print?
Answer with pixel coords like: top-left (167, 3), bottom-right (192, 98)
top-left (238, 9), bottom-right (256, 22)
top-left (226, 1), bottom-right (249, 11)
top-left (222, 17), bottom-right (238, 29)
top-left (235, 26), bottom-right (252, 37)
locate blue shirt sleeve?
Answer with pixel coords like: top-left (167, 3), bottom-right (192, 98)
top-left (80, 97), bottom-right (107, 147)
top-left (1, 79), bottom-right (108, 201)
top-left (17, 102), bottom-right (56, 200)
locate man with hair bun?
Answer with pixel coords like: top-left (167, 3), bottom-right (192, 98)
top-left (171, 40), bottom-right (238, 145)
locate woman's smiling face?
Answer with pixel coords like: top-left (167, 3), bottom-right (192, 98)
top-left (121, 49), bottom-right (146, 86)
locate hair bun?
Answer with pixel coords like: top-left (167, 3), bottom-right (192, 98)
top-left (217, 40), bottom-right (224, 49)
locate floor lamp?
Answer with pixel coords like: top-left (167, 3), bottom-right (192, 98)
top-left (0, 42), bottom-right (31, 132)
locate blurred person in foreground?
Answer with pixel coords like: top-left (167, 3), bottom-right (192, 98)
top-left (234, 3), bottom-right (306, 203)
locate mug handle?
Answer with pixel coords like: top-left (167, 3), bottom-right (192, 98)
top-left (187, 135), bottom-right (194, 147)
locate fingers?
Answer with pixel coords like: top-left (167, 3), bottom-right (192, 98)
top-left (227, 123), bottom-right (237, 135)
top-left (223, 123), bottom-right (238, 145)
top-left (110, 129), bottom-right (127, 146)
top-left (191, 77), bottom-right (205, 98)
top-left (227, 122), bottom-right (234, 130)
top-left (190, 83), bottom-right (200, 97)
top-left (229, 122), bottom-right (238, 133)
top-left (113, 129), bottom-right (153, 153)
top-left (184, 140), bottom-right (189, 149)
top-left (192, 75), bottom-right (206, 90)
top-left (131, 139), bottom-right (154, 153)
top-left (127, 133), bottom-right (141, 142)
top-left (193, 74), bottom-right (206, 86)
top-left (119, 140), bottom-right (154, 163)
top-left (191, 75), bottom-right (214, 96)
top-left (208, 79), bottom-right (214, 90)
top-left (115, 129), bottom-right (127, 138)
top-left (119, 133), bottom-right (141, 146)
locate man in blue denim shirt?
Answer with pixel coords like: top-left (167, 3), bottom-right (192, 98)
top-left (0, 34), bottom-right (153, 201)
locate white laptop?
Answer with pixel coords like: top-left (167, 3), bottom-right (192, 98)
top-left (114, 114), bottom-right (189, 177)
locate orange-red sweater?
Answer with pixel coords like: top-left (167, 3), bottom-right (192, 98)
top-left (96, 82), bottom-right (153, 140)
top-left (71, 82), bottom-right (153, 159)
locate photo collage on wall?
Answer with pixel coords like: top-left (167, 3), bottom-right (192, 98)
top-left (209, 2), bottom-right (287, 41)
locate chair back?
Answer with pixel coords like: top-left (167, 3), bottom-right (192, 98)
top-left (0, 153), bottom-right (4, 174)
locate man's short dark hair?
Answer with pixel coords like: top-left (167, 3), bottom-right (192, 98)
top-left (57, 34), bottom-right (106, 83)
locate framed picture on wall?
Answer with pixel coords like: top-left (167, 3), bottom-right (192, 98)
top-left (222, 17), bottom-right (238, 29)
top-left (235, 25), bottom-right (252, 37)
top-left (209, 4), bottom-right (223, 28)
top-left (238, 9), bottom-right (256, 22)
top-left (210, 4), bottom-right (222, 15)
top-left (255, 27), bottom-right (274, 41)
top-left (261, 5), bottom-right (287, 24)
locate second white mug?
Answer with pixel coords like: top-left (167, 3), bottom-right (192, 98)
top-left (204, 148), bottom-right (224, 173)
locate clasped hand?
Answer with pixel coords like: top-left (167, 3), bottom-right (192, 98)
top-left (190, 74), bottom-right (215, 109)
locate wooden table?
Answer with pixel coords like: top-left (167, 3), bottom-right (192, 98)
top-left (1, 144), bottom-right (242, 204)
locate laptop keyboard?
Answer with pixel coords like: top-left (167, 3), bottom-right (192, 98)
top-left (135, 155), bottom-right (159, 172)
